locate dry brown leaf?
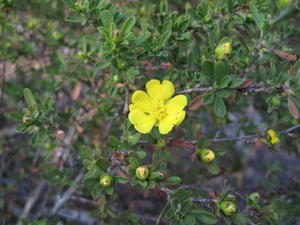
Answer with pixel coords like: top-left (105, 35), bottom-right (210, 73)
top-left (273, 50), bottom-right (297, 61)
top-left (71, 82), bottom-right (81, 100)
top-left (188, 95), bottom-right (202, 111)
top-left (237, 79), bottom-right (252, 89)
top-left (288, 96), bottom-right (300, 119)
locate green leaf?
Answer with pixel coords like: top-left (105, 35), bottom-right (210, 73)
top-left (160, 0), bottom-right (169, 13)
top-left (129, 157), bottom-right (139, 169)
top-left (219, 75), bottom-right (232, 89)
top-left (231, 213), bottom-right (249, 225)
top-left (202, 92), bottom-right (215, 105)
top-left (95, 61), bottom-right (111, 69)
top-left (191, 209), bottom-right (217, 224)
top-left (24, 88), bottom-right (37, 109)
top-left (165, 176), bottom-right (181, 185)
top-left (62, 0), bottom-right (73, 8)
top-left (183, 215), bottom-right (196, 225)
top-left (214, 61), bottom-right (226, 85)
top-left (149, 171), bottom-right (163, 180)
top-left (114, 176), bottom-right (128, 184)
top-left (133, 32), bottom-right (151, 46)
top-left (5, 112), bottom-right (23, 122)
top-left (106, 186), bottom-right (114, 195)
top-left (65, 16), bottom-right (87, 24)
top-left (120, 16), bottom-right (136, 35)
top-left (16, 124), bottom-right (27, 132)
top-left (271, 4), bottom-right (297, 25)
top-left (201, 60), bottom-right (214, 81)
top-left (226, 0), bottom-right (233, 11)
top-left (96, 158), bottom-right (110, 171)
top-left (100, 10), bottom-right (113, 28)
top-left (249, 2), bottom-right (264, 29)
top-left (173, 188), bottom-right (191, 202)
top-left (213, 96), bottom-right (226, 118)
top-left (136, 150), bottom-right (146, 159)
top-left (229, 78), bottom-right (243, 88)
top-left (207, 163), bottom-right (220, 175)
top-left (158, 30), bottom-right (172, 49)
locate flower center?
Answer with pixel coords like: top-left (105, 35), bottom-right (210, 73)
top-left (153, 104), bottom-right (167, 120)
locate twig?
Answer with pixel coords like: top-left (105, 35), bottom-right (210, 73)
top-left (280, 123), bottom-right (300, 134)
top-left (50, 169), bottom-right (84, 215)
top-left (17, 180), bottom-right (48, 225)
top-left (123, 86), bottom-right (129, 115)
top-left (176, 87), bottom-right (213, 94)
top-left (211, 133), bottom-right (262, 143)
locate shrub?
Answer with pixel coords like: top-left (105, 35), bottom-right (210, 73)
top-left (1, 0), bottom-right (300, 224)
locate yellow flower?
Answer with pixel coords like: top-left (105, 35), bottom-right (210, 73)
top-left (267, 129), bottom-right (280, 145)
top-left (128, 80), bottom-right (187, 134)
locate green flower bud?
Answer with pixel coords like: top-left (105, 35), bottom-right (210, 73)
top-left (112, 30), bottom-right (122, 43)
top-left (219, 200), bottom-right (237, 216)
top-left (135, 166), bottom-right (149, 181)
top-left (198, 149), bottom-right (215, 163)
top-left (248, 192), bottom-right (260, 204)
top-left (278, 0), bottom-right (291, 8)
top-left (99, 175), bottom-right (113, 187)
top-left (215, 42), bottom-right (232, 59)
top-left (22, 114), bottom-right (33, 125)
top-left (271, 96), bottom-right (281, 107)
top-left (156, 139), bottom-right (167, 148)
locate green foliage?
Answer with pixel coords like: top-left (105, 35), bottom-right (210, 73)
top-left (2, 0), bottom-right (300, 224)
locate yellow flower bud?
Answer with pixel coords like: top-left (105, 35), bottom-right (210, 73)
top-left (215, 42), bottom-right (232, 59)
top-left (198, 149), bottom-right (215, 163)
top-left (267, 129), bottom-right (280, 145)
top-left (219, 200), bottom-right (237, 216)
top-left (99, 175), bottom-right (113, 187)
top-left (135, 166), bottom-right (149, 181)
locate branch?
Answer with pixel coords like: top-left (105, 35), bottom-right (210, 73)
top-left (50, 169), bottom-right (84, 216)
top-left (176, 87), bottom-right (213, 94)
top-left (17, 180), bottom-right (48, 225)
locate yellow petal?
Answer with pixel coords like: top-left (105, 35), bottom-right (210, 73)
top-left (128, 109), bottom-right (156, 134)
top-left (166, 95), bottom-right (187, 110)
top-left (158, 117), bottom-right (175, 134)
top-left (158, 110), bottom-right (185, 134)
top-left (146, 80), bottom-right (175, 102)
top-left (175, 111), bottom-right (186, 125)
top-left (130, 90), bottom-right (153, 112)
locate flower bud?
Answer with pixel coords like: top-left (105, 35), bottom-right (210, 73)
top-left (99, 175), bottom-right (113, 187)
top-left (112, 30), bottom-right (122, 43)
top-left (135, 166), bottom-right (149, 181)
top-left (248, 192), bottom-right (260, 204)
top-left (271, 96), bottom-right (281, 107)
top-left (219, 200), bottom-right (237, 216)
top-left (215, 42), bottom-right (232, 59)
top-left (278, 0), bottom-right (291, 8)
top-left (267, 129), bottom-right (280, 145)
top-left (156, 139), bottom-right (167, 148)
top-left (23, 114), bottom-right (33, 125)
top-left (198, 149), bottom-right (215, 163)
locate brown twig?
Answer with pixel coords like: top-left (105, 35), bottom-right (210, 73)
top-left (17, 180), bottom-right (48, 225)
top-left (50, 169), bottom-right (84, 216)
